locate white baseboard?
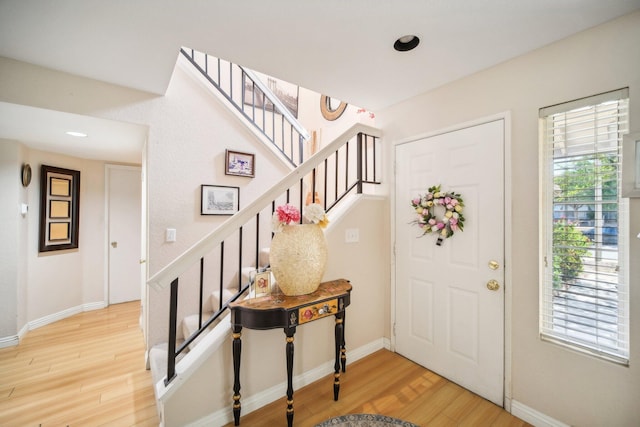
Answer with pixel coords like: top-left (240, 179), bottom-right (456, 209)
top-left (511, 400), bottom-right (570, 427)
top-left (0, 335), bottom-right (20, 349)
top-left (0, 301), bottom-right (108, 348)
top-left (28, 301), bottom-right (107, 330)
top-left (186, 338), bottom-right (388, 427)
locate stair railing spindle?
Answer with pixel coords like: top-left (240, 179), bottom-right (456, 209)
top-left (199, 257), bottom-right (204, 329)
top-left (165, 277), bottom-right (179, 385)
top-left (219, 241), bottom-right (225, 311)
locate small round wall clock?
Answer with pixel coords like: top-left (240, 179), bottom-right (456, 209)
top-left (21, 163), bottom-right (32, 187)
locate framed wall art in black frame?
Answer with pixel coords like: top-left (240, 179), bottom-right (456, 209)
top-left (201, 184), bottom-right (240, 215)
top-left (39, 165), bottom-right (80, 252)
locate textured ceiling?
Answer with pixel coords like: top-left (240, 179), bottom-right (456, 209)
top-left (1, 0), bottom-right (639, 162)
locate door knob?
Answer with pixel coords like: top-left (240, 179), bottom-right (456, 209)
top-left (488, 260), bottom-right (500, 270)
top-left (111, 241), bottom-right (118, 248)
top-left (486, 279), bottom-right (500, 291)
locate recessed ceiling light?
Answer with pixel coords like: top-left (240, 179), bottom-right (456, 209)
top-left (66, 131), bottom-right (88, 137)
top-left (394, 35), bottom-right (420, 52)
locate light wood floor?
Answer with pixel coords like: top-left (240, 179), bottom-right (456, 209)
top-left (1, 302), bottom-right (530, 427)
top-left (224, 349), bottom-right (531, 427)
top-left (0, 301), bottom-right (158, 427)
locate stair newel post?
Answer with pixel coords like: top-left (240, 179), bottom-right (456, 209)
top-left (356, 132), bottom-right (363, 194)
top-left (165, 278), bottom-right (179, 385)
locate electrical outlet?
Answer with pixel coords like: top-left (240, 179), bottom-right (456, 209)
top-left (345, 228), bottom-right (359, 243)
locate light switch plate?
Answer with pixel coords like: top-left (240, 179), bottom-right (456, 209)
top-left (345, 228), bottom-right (359, 243)
top-left (166, 228), bottom-right (176, 242)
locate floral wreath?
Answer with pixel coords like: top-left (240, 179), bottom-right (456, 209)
top-left (411, 185), bottom-right (465, 246)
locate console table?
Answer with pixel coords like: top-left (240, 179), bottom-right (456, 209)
top-left (229, 279), bottom-right (352, 427)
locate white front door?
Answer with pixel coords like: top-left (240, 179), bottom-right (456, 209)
top-left (107, 165), bottom-right (142, 305)
top-left (394, 119), bottom-right (505, 405)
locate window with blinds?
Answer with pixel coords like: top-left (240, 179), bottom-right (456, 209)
top-left (540, 88), bottom-right (629, 364)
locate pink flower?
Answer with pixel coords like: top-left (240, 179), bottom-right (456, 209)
top-left (412, 198), bottom-right (421, 205)
top-left (276, 204), bottom-right (300, 225)
top-left (437, 222), bottom-right (445, 229)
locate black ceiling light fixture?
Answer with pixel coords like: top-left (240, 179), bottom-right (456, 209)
top-left (394, 35), bottom-right (420, 52)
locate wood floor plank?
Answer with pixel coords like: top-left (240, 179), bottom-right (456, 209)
top-left (223, 350), bottom-right (532, 427)
top-left (2, 302), bottom-right (531, 427)
top-left (0, 301), bottom-right (158, 427)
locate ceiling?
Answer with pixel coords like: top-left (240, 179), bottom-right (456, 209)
top-left (1, 0), bottom-right (639, 163)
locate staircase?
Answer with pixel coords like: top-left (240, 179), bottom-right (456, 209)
top-left (147, 50), bottom-right (382, 426)
top-left (180, 47), bottom-right (309, 167)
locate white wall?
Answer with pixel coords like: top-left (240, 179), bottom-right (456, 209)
top-left (379, 11), bottom-right (640, 426)
top-left (0, 138), bottom-right (116, 340)
top-left (26, 150), bottom-right (108, 320)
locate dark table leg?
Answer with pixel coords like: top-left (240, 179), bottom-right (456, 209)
top-left (285, 327), bottom-right (296, 427)
top-left (232, 326), bottom-right (242, 426)
top-left (340, 311), bottom-right (347, 373)
top-left (333, 313), bottom-right (344, 401)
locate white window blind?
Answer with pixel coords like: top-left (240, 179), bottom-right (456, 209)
top-left (540, 88), bottom-right (629, 364)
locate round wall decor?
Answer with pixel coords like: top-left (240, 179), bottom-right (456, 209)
top-left (21, 163), bottom-right (32, 187)
top-left (320, 95), bottom-right (347, 121)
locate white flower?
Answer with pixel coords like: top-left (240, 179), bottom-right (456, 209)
top-left (271, 212), bottom-right (284, 233)
top-left (303, 203), bottom-right (329, 228)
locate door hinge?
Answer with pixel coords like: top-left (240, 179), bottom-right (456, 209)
top-left (393, 322), bottom-right (396, 336)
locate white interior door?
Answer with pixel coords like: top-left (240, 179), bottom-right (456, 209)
top-left (394, 119), bottom-right (505, 405)
top-left (107, 165), bottom-right (142, 305)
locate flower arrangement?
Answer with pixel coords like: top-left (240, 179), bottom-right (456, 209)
top-left (411, 185), bottom-right (465, 246)
top-left (272, 203), bottom-right (329, 233)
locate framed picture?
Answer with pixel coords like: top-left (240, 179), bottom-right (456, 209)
top-left (201, 185), bottom-right (240, 215)
top-left (39, 165), bottom-right (80, 252)
top-left (251, 269), bottom-right (271, 298)
top-left (225, 150), bottom-right (255, 177)
top-left (243, 70), bottom-right (299, 118)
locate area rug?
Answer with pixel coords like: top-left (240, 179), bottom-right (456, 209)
top-left (314, 413), bottom-right (419, 427)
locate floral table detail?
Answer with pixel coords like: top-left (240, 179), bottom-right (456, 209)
top-left (269, 203), bottom-right (329, 296)
top-left (411, 184), bottom-right (465, 246)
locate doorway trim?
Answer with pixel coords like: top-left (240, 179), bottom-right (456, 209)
top-left (390, 111), bottom-right (513, 410)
